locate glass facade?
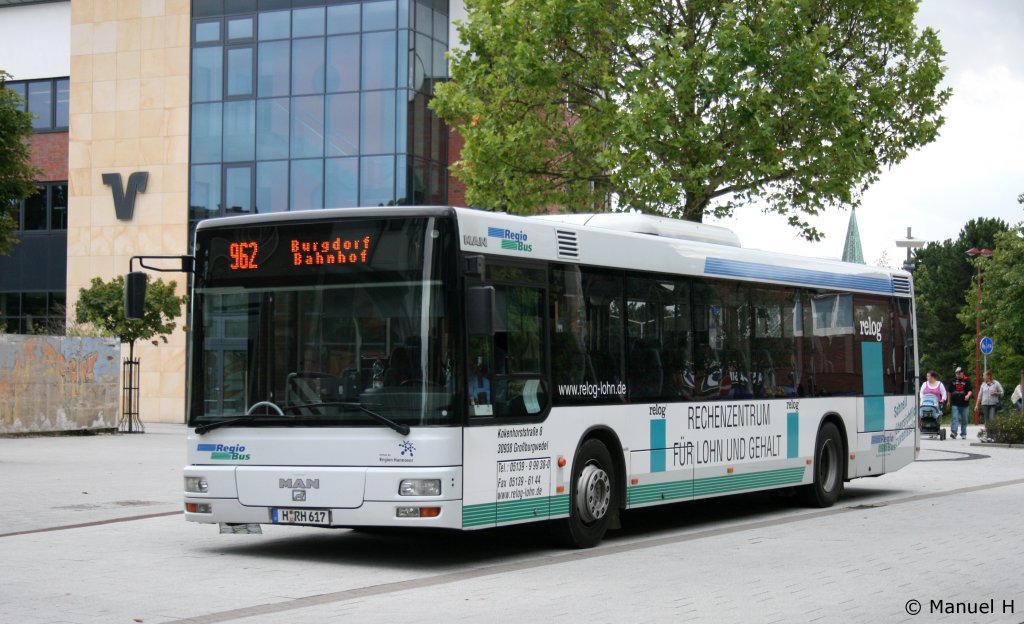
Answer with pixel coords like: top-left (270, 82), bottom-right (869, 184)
top-left (3, 78), bottom-right (70, 132)
top-left (189, 0), bottom-right (450, 231)
top-left (11, 183), bottom-right (69, 232)
top-left (0, 292), bottom-right (66, 335)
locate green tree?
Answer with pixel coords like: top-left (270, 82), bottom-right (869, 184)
top-left (0, 70), bottom-right (41, 254)
top-left (873, 249), bottom-right (894, 269)
top-left (913, 218), bottom-right (1008, 381)
top-left (75, 276), bottom-right (187, 361)
top-left (433, 0), bottom-right (950, 239)
top-left (958, 227), bottom-right (1024, 387)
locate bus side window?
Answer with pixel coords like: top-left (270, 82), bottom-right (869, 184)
top-left (470, 282), bottom-right (548, 418)
top-left (468, 336), bottom-right (494, 416)
top-left (550, 266), bottom-right (588, 394)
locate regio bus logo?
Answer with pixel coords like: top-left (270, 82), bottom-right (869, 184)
top-left (487, 227), bottom-right (533, 252)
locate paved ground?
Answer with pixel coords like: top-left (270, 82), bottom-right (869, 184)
top-left (1, 424), bottom-right (1022, 624)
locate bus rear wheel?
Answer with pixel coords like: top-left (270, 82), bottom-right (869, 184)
top-left (556, 439), bottom-right (617, 548)
top-left (799, 422), bottom-right (844, 507)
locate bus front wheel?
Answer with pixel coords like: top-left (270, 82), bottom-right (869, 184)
top-left (557, 438), bottom-right (616, 548)
top-left (799, 421), bottom-right (844, 507)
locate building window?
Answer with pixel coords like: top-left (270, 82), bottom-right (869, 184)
top-left (188, 0), bottom-right (450, 230)
top-left (0, 292), bottom-right (66, 335)
top-left (11, 183), bottom-right (68, 232)
top-left (2, 78), bottom-right (70, 132)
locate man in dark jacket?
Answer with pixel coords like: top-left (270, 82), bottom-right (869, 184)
top-left (948, 367), bottom-right (972, 439)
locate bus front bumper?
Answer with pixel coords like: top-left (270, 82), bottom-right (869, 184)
top-left (184, 464), bottom-right (465, 530)
top-left (183, 497), bottom-right (465, 529)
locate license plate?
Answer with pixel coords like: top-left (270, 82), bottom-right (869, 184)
top-left (271, 508), bottom-right (331, 525)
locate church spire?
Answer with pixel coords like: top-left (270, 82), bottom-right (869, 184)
top-left (842, 208), bottom-right (865, 264)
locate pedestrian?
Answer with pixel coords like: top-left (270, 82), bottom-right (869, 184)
top-left (975, 370), bottom-right (1004, 439)
top-left (1011, 370), bottom-right (1024, 412)
top-left (948, 366), bottom-right (973, 439)
top-left (919, 370), bottom-right (947, 429)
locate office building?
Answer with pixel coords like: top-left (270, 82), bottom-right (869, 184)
top-left (0, 0), bottom-right (466, 422)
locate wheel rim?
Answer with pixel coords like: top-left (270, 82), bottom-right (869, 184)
top-left (819, 438), bottom-right (839, 492)
top-left (575, 462), bottom-right (611, 524)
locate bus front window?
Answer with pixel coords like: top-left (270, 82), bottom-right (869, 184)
top-left (190, 216), bottom-right (457, 428)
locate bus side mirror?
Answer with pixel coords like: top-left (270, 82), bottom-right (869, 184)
top-left (467, 286), bottom-right (495, 336)
top-left (125, 271), bottom-right (148, 319)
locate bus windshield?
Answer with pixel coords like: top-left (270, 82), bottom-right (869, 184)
top-left (189, 214), bottom-right (458, 429)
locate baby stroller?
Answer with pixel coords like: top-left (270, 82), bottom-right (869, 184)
top-left (919, 394), bottom-right (946, 440)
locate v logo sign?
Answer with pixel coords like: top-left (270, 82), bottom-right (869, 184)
top-left (102, 172), bottom-right (149, 221)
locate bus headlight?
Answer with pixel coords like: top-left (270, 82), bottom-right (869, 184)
top-left (185, 476), bottom-right (209, 493)
top-left (398, 479), bottom-right (441, 496)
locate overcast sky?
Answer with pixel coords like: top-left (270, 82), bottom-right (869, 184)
top-left (711, 0), bottom-right (1024, 267)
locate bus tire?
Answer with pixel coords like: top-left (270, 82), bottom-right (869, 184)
top-left (798, 422), bottom-right (844, 508)
top-left (557, 438), bottom-right (617, 548)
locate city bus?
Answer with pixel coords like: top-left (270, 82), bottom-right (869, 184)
top-left (178, 206), bottom-right (919, 547)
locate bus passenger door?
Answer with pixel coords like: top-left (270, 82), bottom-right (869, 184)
top-left (463, 267), bottom-right (552, 528)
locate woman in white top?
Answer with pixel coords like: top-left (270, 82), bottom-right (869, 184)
top-left (1011, 370), bottom-right (1024, 412)
top-left (976, 370), bottom-right (1004, 430)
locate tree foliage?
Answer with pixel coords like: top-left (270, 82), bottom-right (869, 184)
top-left (0, 70), bottom-right (41, 254)
top-left (957, 227), bottom-right (1024, 387)
top-left (913, 218), bottom-right (1008, 381)
top-left (433, 0), bottom-right (950, 238)
top-left (75, 276), bottom-right (187, 359)
top-left (873, 249), bottom-right (893, 269)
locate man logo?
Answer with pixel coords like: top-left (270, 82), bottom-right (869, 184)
top-left (102, 172), bottom-right (149, 221)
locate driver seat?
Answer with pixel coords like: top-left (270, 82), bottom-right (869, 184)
top-left (385, 345), bottom-right (416, 386)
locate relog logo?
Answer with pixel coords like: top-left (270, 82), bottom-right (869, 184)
top-left (488, 227), bottom-right (533, 253)
top-left (859, 317), bottom-right (883, 341)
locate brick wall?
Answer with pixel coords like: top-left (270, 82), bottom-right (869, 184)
top-left (28, 132), bottom-right (69, 182)
top-left (447, 128), bottom-right (467, 207)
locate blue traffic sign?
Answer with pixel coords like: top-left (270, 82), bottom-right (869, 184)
top-left (980, 336), bottom-right (994, 355)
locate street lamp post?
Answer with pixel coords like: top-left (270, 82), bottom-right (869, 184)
top-left (895, 227), bottom-right (926, 272)
top-left (965, 247), bottom-right (993, 424)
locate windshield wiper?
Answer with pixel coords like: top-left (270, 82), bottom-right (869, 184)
top-left (195, 415), bottom-right (264, 435)
top-left (283, 401), bottom-right (410, 436)
top-left (195, 401), bottom-right (287, 435)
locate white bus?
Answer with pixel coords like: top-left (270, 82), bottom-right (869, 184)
top-left (181, 206), bottom-right (919, 547)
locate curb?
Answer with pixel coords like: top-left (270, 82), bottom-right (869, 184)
top-left (969, 442), bottom-right (1024, 449)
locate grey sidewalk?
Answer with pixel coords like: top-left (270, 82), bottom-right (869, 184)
top-left (0, 423), bottom-right (186, 536)
top-left (1, 423), bottom-right (1022, 624)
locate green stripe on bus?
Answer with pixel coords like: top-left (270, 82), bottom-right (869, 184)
top-left (628, 467), bottom-right (806, 506)
top-left (549, 494), bottom-right (569, 516)
top-left (463, 494), bottom-right (572, 527)
top-left (462, 503), bottom-right (497, 527)
top-left (466, 468), bottom-right (802, 526)
top-left (496, 498), bottom-right (549, 522)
